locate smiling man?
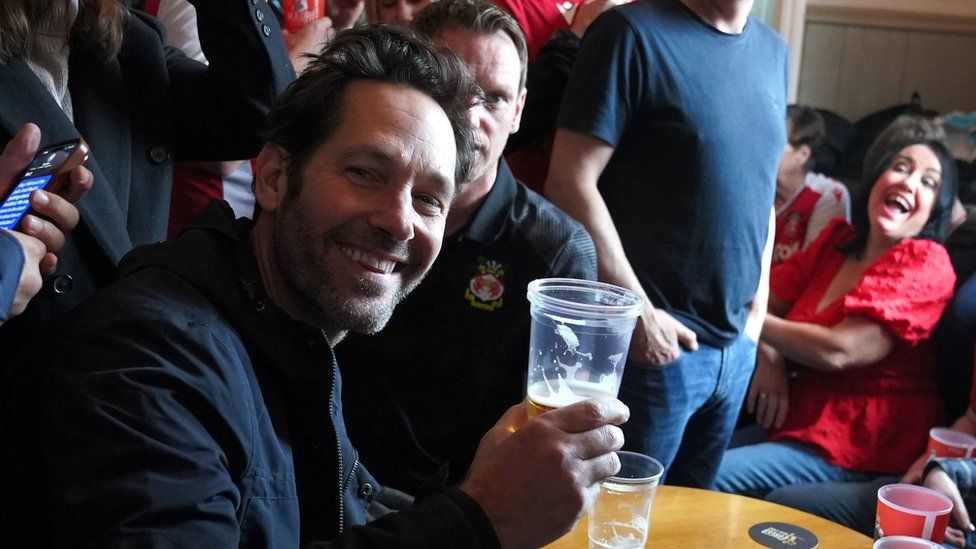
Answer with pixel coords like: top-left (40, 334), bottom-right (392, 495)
top-left (2, 26), bottom-right (627, 548)
top-left (336, 0), bottom-right (598, 495)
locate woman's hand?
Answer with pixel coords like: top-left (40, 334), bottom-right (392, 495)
top-left (747, 342), bottom-right (790, 429)
top-left (923, 466), bottom-right (972, 548)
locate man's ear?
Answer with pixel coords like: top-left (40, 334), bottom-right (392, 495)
top-left (254, 143), bottom-right (290, 213)
top-left (510, 86), bottom-right (527, 135)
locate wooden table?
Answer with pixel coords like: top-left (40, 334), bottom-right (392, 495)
top-left (544, 486), bottom-right (873, 548)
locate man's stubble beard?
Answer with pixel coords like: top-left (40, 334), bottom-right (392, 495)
top-left (271, 191), bottom-right (429, 336)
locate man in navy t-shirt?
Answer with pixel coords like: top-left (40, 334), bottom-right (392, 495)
top-left (546, 0), bottom-right (788, 488)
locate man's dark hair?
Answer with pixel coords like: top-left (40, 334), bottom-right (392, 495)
top-left (412, 0), bottom-right (528, 90)
top-left (786, 105), bottom-right (826, 172)
top-left (841, 116), bottom-right (958, 256)
top-left (264, 24), bottom-right (477, 195)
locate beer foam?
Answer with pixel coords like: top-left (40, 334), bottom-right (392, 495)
top-left (527, 379), bottom-right (614, 409)
top-left (555, 324), bottom-right (592, 360)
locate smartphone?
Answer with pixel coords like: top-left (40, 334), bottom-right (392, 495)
top-left (0, 138), bottom-right (89, 231)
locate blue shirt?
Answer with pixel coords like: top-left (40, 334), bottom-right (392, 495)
top-left (558, 0), bottom-right (788, 346)
top-left (0, 229), bottom-right (24, 325)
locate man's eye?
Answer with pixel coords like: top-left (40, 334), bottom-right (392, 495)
top-left (414, 194), bottom-right (443, 212)
top-left (348, 167), bottom-right (375, 181)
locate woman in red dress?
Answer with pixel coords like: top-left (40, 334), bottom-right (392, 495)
top-left (713, 126), bottom-right (958, 512)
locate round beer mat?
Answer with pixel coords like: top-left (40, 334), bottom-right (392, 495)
top-left (748, 522), bottom-right (819, 549)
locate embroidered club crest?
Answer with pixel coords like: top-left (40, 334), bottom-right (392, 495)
top-left (465, 259), bottom-right (505, 311)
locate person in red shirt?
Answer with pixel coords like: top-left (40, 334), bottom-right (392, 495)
top-left (713, 120), bottom-right (958, 521)
top-left (773, 106), bottom-right (850, 265)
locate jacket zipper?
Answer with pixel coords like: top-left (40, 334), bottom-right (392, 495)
top-left (326, 332), bottom-right (346, 535)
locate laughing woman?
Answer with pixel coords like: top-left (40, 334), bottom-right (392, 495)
top-left (713, 121), bottom-right (958, 516)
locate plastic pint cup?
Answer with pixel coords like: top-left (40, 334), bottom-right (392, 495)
top-left (875, 484), bottom-right (953, 543)
top-left (926, 427), bottom-right (976, 458)
top-left (525, 278), bottom-right (643, 419)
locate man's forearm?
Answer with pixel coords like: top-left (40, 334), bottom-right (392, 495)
top-left (744, 207), bottom-right (775, 342)
top-left (546, 178), bottom-right (643, 295)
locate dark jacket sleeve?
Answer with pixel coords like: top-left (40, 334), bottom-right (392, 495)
top-left (506, 29), bottom-right (579, 152)
top-left (155, 0), bottom-right (294, 161)
top-left (0, 230), bottom-right (24, 325)
top-left (546, 219), bottom-right (598, 281)
top-left (5, 302), bottom-right (252, 547)
top-left (306, 488), bottom-right (500, 548)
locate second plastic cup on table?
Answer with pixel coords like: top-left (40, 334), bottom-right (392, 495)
top-left (525, 278), bottom-right (643, 419)
top-left (927, 427), bottom-right (976, 458)
top-left (873, 536), bottom-right (941, 548)
top-left (588, 451), bottom-right (664, 549)
top-left (876, 484), bottom-right (953, 543)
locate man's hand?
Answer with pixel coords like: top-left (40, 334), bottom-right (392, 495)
top-left (628, 302), bottom-right (697, 365)
top-left (460, 398), bottom-right (629, 549)
top-left (747, 343), bottom-right (789, 429)
top-left (0, 123), bottom-right (91, 318)
top-left (570, 0), bottom-right (632, 38)
top-left (282, 17), bottom-right (335, 74)
top-left (923, 466), bottom-right (972, 548)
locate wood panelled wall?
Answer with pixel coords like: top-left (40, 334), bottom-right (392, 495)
top-left (796, 9), bottom-right (976, 122)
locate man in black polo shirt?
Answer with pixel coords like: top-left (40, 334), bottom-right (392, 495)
top-left (336, 0), bottom-right (597, 494)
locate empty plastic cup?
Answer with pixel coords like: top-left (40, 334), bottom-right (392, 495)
top-left (525, 278), bottom-right (643, 419)
top-left (588, 451), bottom-right (664, 549)
top-left (876, 484), bottom-right (953, 543)
top-left (927, 427), bottom-right (976, 458)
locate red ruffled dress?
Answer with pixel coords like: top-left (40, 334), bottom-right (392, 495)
top-left (767, 218), bottom-right (955, 474)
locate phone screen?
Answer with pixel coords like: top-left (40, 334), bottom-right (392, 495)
top-left (0, 142), bottom-right (78, 230)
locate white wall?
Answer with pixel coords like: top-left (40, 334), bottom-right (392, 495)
top-left (809, 0), bottom-right (976, 19)
top-left (790, 0), bottom-right (976, 121)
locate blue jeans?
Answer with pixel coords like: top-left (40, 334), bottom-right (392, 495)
top-left (767, 475), bottom-right (897, 535)
top-left (714, 440), bottom-right (880, 498)
top-left (618, 332), bottom-right (756, 488)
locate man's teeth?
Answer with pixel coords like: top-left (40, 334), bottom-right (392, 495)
top-left (339, 245), bottom-right (396, 273)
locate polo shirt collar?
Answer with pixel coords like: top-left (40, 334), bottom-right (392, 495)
top-left (462, 160), bottom-right (516, 244)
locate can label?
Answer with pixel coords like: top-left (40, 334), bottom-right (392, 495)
top-left (283, 0), bottom-right (325, 32)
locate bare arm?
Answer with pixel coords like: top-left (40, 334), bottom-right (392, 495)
top-left (546, 129), bottom-right (697, 365)
top-left (761, 314), bottom-right (894, 372)
top-left (744, 207), bottom-right (775, 342)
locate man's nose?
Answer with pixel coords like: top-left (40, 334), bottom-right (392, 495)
top-left (468, 103), bottom-right (487, 130)
top-left (370, 189), bottom-right (415, 242)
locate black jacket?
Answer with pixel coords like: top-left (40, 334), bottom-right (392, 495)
top-left (2, 202), bottom-right (498, 548)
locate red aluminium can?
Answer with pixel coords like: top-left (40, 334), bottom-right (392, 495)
top-left (282, 0), bottom-right (326, 32)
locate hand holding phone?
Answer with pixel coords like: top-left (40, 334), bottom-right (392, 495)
top-left (0, 137), bottom-right (89, 231)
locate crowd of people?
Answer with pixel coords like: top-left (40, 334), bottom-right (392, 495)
top-left (0, 0), bottom-right (972, 547)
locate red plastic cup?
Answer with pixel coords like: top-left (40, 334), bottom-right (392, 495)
top-left (873, 535), bottom-right (941, 548)
top-left (876, 484), bottom-right (953, 543)
top-left (927, 427), bottom-right (976, 458)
